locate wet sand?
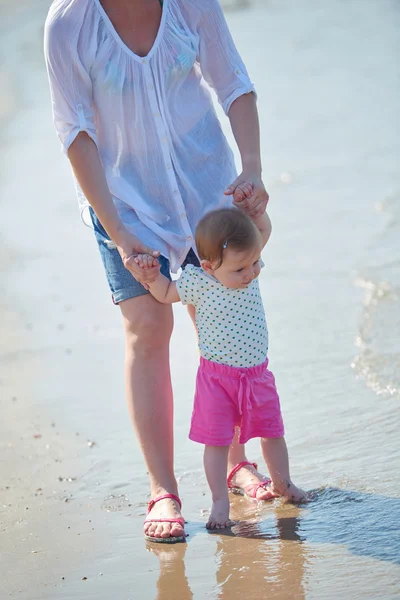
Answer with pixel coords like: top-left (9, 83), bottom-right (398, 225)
top-left (1, 1), bottom-right (400, 598)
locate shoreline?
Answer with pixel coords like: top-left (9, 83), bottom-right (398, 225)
top-left (1, 0), bottom-right (399, 598)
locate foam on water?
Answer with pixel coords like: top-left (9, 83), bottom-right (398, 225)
top-left (352, 189), bottom-right (400, 397)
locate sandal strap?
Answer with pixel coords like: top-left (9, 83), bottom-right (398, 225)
top-left (143, 517), bottom-right (185, 525)
top-left (244, 479), bottom-right (272, 499)
top-left (227, 461), bottom-right (258, 489)
top-left (147, 493), bottom-right (182, 514)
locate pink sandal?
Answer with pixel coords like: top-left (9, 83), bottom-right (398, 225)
top-left (144, 493), bottom-right (186, 544)
top-left (227, 461), bottom-right (277, 500)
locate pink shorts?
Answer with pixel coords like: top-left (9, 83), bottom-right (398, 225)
top-left (189, 357), bottom-right (284, 446)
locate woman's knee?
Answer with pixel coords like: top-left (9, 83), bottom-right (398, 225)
top-left (120, 294), bottom-right (173, 353)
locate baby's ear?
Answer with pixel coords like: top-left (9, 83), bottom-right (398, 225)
top-left (200, 259), bottom-right (214, 274)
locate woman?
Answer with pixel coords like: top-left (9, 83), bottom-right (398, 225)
top-left (44, 0), bottom-right (270, 543)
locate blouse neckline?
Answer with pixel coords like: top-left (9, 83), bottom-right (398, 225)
top-left (93, 0), bottom-right (169, 62)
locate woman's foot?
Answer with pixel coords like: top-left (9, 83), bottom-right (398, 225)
top-left (228, 462), bottom-right (278, 500)
top-left (206, 498), bottom-right (234, 530)
top-left (144, 495), bottom-right (185, 540)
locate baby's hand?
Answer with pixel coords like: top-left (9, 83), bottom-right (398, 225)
top-left (134, 253), bottom-right (160, 269)
top-left (233, 181), bottom-right (253, 206)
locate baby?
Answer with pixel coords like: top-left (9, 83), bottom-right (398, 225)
top-left (135, 205), bottom-right (307, 529)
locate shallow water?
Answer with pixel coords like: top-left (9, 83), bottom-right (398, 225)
top-left (1, 0), bottom-right (399, 598)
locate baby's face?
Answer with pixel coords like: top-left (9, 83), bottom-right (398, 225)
top-left (210, 244), bottom-right (262, 289)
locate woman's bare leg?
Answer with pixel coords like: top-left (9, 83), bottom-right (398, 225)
top-left (120, 293), bottom-right (184, 539)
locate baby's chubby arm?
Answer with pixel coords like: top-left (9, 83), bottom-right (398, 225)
top-left (233, 182), bottom-right (272, 248)
top-left (251, 211), bottom-right (271, 249)
top-left (134, 255), bottom-right (180, 303)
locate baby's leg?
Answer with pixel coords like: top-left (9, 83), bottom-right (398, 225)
top-left (261, 437), bottom-right (307, 503)
top-left (204, 445), bottom-right (234, 529)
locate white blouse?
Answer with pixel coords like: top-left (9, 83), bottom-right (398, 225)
top-left (44, 0), bottom-right (256, 272)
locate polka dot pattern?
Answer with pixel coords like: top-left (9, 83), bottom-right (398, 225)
top-left (176, 265), bottom-right (268, 367)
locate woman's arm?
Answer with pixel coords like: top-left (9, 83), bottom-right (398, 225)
top-left (225, 93), bottom-right (269, 218)
top-left (228, 92), bottom-right (261, 176)
top-left (45, 16), bottom-right (159, 284)
top-left (68, 133), bottom-right (126, 243)
top-left (191, 0), bottom-right (269, 217)
top-left (68, 133), bottom-right (160, 283)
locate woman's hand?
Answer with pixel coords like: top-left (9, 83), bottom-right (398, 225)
top-left (116, 229), bottom-right (161, 285)
top-left (225, 172), bottom-right (269, 218)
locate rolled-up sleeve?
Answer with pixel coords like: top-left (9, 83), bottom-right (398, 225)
top-left (44, 13), bottom-right (98, 155)
top-left (197, 0), bottom-right (256, 115)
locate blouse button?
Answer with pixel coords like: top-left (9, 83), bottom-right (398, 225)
top-left (148, 84), bottom-right (154, 91)
top-left (235, 68), bottom-right (241, 75)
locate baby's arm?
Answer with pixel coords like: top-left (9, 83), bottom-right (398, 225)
top-left (252, 211), bottom-right (272, 248)
top-left (134, 255), bottom-right (180, 303)
top-left (234, 182), bottom-right (272, 248)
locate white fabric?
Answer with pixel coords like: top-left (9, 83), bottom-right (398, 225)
top-left (176, 265), bottom-right (268, 367)
top-left (44, 0), bottom-right (256, 272)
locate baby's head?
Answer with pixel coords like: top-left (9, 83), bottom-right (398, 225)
top-left (195, 208), bottom-right (262, 289)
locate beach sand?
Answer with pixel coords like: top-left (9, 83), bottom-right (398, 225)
top-left (1, 1), bottom-right (400, 598)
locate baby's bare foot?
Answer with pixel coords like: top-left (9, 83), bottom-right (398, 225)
top-left (206, 498), bottom-right (234, 530)
top-left (229, 463), bottom-right (278, 501)
top-left (272, 481), bottom-right (309, 504)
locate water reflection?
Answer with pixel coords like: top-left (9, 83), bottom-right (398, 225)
top-left (226, 487), bottom-right (400, 566)
top-left (214, 503), bottom-right (308, 600)
top-left (147, 543), bottom-right (193, 600)
top-left (148, 487), bottom-right (400, 599)
top-left (148, 503), bottom-right (308, 600)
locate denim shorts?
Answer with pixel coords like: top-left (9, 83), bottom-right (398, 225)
top-left (89, 207), bottom-right (200, 304)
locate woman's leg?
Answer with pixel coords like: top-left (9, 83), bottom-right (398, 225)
top-left (120, 293), bottom-right (184, 539)
top-left (148, 544), bottom-right (193, 600)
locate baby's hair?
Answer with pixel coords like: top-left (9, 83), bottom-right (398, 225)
top-left (195, 208), bottom-right (260, 268)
